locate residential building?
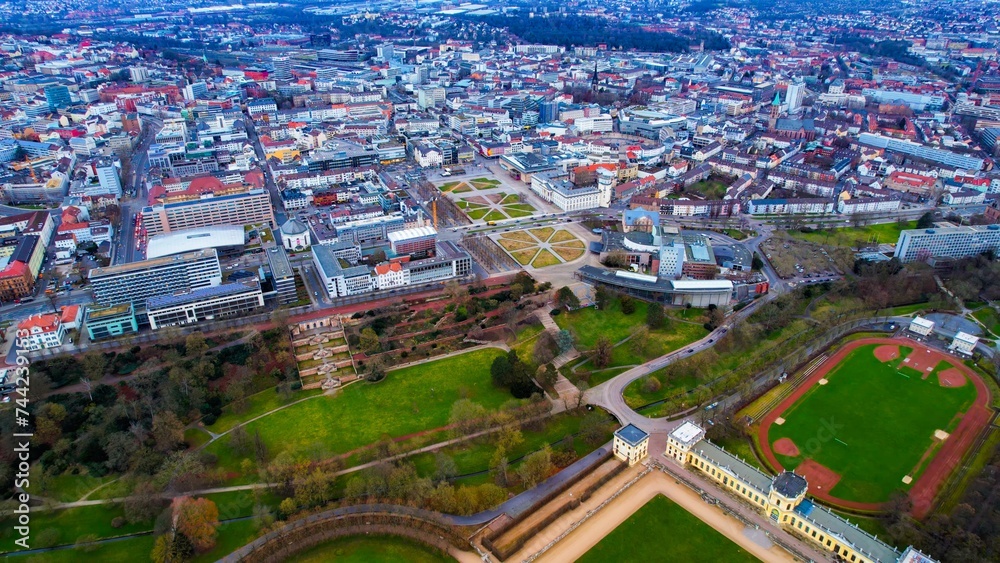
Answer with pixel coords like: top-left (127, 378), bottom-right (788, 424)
top-left (16, 312), bottom-right (68, 350)
top-left (373, 262), bottom-right (410, 290)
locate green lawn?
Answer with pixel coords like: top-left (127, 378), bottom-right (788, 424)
top-left (625, 373), bottom-right (701, 409)
top-left (554, 299), bottom-right (643, 349)
top-left (36, 470), bottom-right (115, 503)
top-left (769, 344), bottom-right (979, 502)
top-left (787, 221), bottom-right (915, 248)
top-left (972, 307), bottom-right (1000, 336)
top-left (1, 503), bottom-right (150, 553)
top-left (408, 411), bottom-right (613, 480)
top-left (191, 518), bottom-right (260, 563)
top-left (467, 208), bottom-right (491, 221)
top-left (209, 388), bottom-right (323, 433)
top-left (884, 301), bottom-right (935, 317)
top-left (293, 535), bottom-right (454, 563)
top-left (686, 179), bottom-right (728, 200)
top-left (206, 348), bottom-right (518, 471)
top-left (483, 210), bottom-right (507, 222)
top-left (578, 494), bottom-right (759, 562)
top-left (559, 299), bottom-right (707, 375)
top-left (5, 535), bottom-right (156, 563)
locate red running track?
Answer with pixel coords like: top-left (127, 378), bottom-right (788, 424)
top-left (757, 337), bottom-right (992, 517)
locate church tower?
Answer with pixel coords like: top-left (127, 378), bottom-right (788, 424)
top-left (769, 91), bottom-right (781, 129)
top-left (591, 61), bottom-right (600, 92)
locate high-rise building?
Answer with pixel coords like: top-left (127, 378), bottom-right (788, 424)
top-left (183, 81), bottom-right (208, 101)
top-left (140, 190), bottom-right (276, 236)
top-left (271, 56), bottom-right (292, 80)
top-left (786, 79), bottom-right (804, 114)
top-left (129, 66), bottom-right (150, 83)
top-left (88, 249), bottom-right (222, 320)
top-left (44, 85), bottom-right (71, 110)
top-left (539, 100), bottom-right (559, 124)
top-left (94, 158), bottom-right (122, 197)
top-left (894, 224), bottom-right (1000, 262)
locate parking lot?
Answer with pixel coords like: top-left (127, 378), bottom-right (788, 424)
top-left (760, 235), bottom-right (849, 281)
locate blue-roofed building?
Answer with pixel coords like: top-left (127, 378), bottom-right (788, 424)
top-left (146, 281), bottom-right (264, 330)
top-left (613, 423), bottom-right (649, 466)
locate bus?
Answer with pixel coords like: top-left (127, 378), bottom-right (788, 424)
top-left (486, 221), bottom-right (497, 226)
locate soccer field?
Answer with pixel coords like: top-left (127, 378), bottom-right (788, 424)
top-left (766, 343), bottom-right (978, 503)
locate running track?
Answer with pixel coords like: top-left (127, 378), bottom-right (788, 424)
top-left (757, 337), bottom-right (992, 517)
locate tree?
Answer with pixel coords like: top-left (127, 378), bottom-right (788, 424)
top-left (449, 399), bottom-right (488, 435)
top-left (370, 248), bottom-right (387, 264)
top-left (646, 301), bottom-right (665, 329)
top-left (619, 293), bottom-right (636, 314)
top-left (593, 335), bottom-right (614, 368)
top-left (603, 249), bottom-right (630, 269)
top-left (125, 481), bottom-right (164, 524)
top-left (556, 329), bottom-right (574, 352)
top-left (359, 327), bottom-right (381, 355)
top-left (629, 325), bottom-right (649, 356)
top-left (434, 453), bottom-right (458, 481)
top-left (151, 533), bottom-right (193, 563)
top-left (80, 377), bottom-right (94, 402)
top-left (152, 411), bottom-right (185, 453)
top-left (293, 469), bottom-right (335, 508)
top-left (81, 351), bottom-right (107, 381)
top-left (174, 497), bottom-right (219, 551)
top-left (184, 333), bottom-right (208, 358)
top-left (594, 286), bottom-right (612, 310)
top-left (751, 253), bottom-right (764, 271)
top-left (555, 286), bottom-right (580, 309)
top-left (263, 303), bottom-right (289, 328)
top-left (580, 412), bottom-right (610, 445)
top-left (518, 445), bottom-right (553, 487)
top-left (364, 355), bottom-right (387, 382)
top-left (532, 331), bottom-right (556, 366)
top-left (916, 212), bottom-right (935, 229)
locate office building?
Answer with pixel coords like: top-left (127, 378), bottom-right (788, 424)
top-left (140, 190), bottom-right (275, 236)
top-left (85, 303), bottom-right (139, 340)
top-left (44, 85), bottom-right (71, 109)
top-left (265, 245), bottom-right (298, 305)
top-left (894, 225), bottom-right (1000, 262)
top-left (388, 226), bottom-right (437, 257)
top-left (313, 244), bottom-right (373, 298)
top-left (146, 281), bottom-right (264, 329)
top-left (88, 249), bottom-right (222, 319)
top-left (94, 158), bottom-right (122, 197)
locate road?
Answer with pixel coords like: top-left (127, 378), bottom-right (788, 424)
top-left (113, 117), bottom-right (162, 266)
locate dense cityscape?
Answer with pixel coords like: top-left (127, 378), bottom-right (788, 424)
top-left (1, 0), bottom-right (1000, 561)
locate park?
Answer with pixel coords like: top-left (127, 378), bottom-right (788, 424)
top-left (760, 338), bottom-right (990, 512)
